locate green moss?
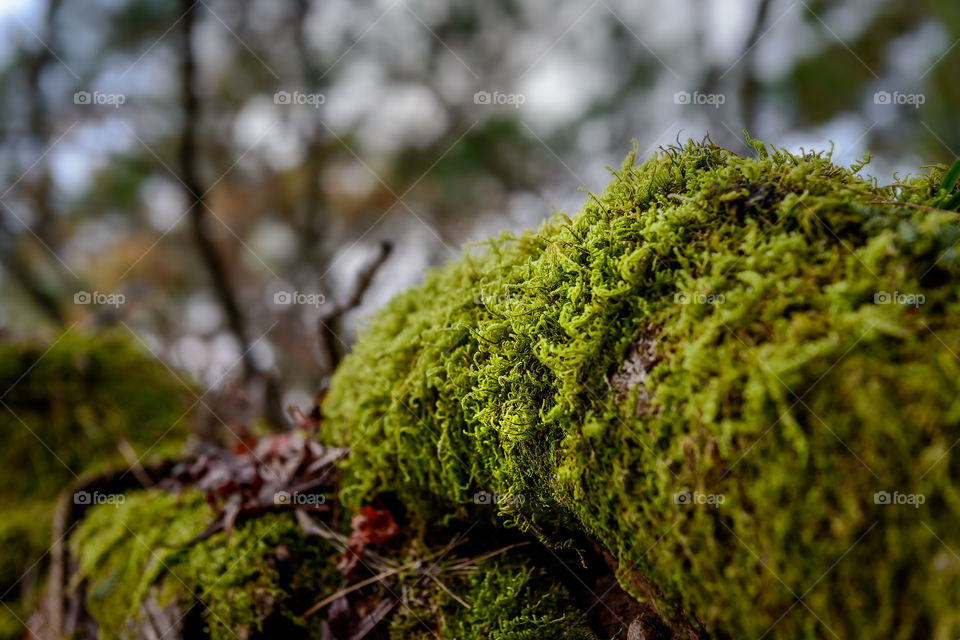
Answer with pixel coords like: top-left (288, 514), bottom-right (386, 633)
top-left (0, 500), bottom-right (56, 594)
top-left (389, 560), bottom-right (594, 640)
top-left (0, 331), bottom-right (193, 504)
top-left (70, 491), bottom-right (591, 639)
top-left (323, 140), bottom-right (960, 638)
top-left (70, 489), bottom-right (343, 640)
top-left (0, 500), bottom-right (57, 638)
top-left (0, 332), bottom-right (194, 639)
top-left (0, 609), bottom-right (23, 640)
top-left (70, 489), bottom-right (208, 633)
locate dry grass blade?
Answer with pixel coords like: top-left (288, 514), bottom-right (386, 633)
top-left (445, 542), bottom-right (529, 572)
top-left (349, 597), bottom-right (400, 640)
top-left (427, 574), bottom-right (471, 609)
top-left (302, 534), bottom-right (501, 619)
top-left (302, 560), bottom-right (419, 618)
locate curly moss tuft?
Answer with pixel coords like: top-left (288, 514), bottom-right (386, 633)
top-left (389, 560), bottom-right (594, 640)
top-left (323, 140), bottom-right (960, 638)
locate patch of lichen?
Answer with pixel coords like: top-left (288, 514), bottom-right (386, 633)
top-left (322, 140), bottom-right (960, 638)
top-left (389, 560), bottom-right (594, 639)
top-left (0, 332), bottom-right (194, 639)
top-left (70, 489), bottom-right (343, 640)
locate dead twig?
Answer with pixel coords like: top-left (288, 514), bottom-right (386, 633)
top-left (445, 542), bottom-right (529, 572)
top-left (349, 597), bottom-right (400, 640)
top-left (427, 574), bottom-right (471, 609)
top-left (319, 241), bottom-right (393, 375)
top-left (178, 0), bottom-right (256, 381)
top-left (296, 509), bottom-right (396, 569)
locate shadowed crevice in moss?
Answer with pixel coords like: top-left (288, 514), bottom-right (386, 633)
top-left (322, 139), bottom-right (960, 638)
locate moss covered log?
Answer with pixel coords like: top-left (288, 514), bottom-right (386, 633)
top-left (47, 140), bottom-right (960, 639)
top-left (322, 139), bottom-right (960, 638)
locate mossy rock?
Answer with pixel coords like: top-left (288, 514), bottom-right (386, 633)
top-left (0, 332), bottom-right (193, 638)
top-left (322, 140), bottom-right (960, 638)
top-left (69, 490), bottom-right (595, 639)
top-left (70, 490), bottom-right (341, 640)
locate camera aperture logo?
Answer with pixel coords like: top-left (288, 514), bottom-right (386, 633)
top-left (473, 490), bottom-right (525, 506)
top-left (273, 90), bottom-right (325, 108)
top-left (874, 290), bottom-right (924, 308)
top-left (473, 90), bottom-right (525, 109)
top-left (874, 490), bottom-right (925, 509)
top-left (74, 290), bottom-right (125, 308)
top-left (74, 490), bottom-right (125, 507)
top-left (273, 491), bottom-right (326, 506)
top-left (74, 90), bottom-right (126, 108)
top-left (673, 489), bottom-right (725, 507)
top-left (273, 290), bottom-right (326, 308)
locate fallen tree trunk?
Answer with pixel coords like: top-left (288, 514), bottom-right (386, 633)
top-left (320, 139), bottom-right (960, 638)
top-left (45, 139), bottom-right (960, 639)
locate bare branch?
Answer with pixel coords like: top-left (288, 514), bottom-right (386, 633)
top-left (318, 241), bottom-right (393, 375)
top-left (179, 0), bottom-right (255, 379)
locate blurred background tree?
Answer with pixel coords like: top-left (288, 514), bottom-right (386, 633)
top-left (0, 0), bottom-right (957, 418)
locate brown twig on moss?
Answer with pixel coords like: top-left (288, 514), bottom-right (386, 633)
top-left (318, 240), bottom-right (393, 375)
